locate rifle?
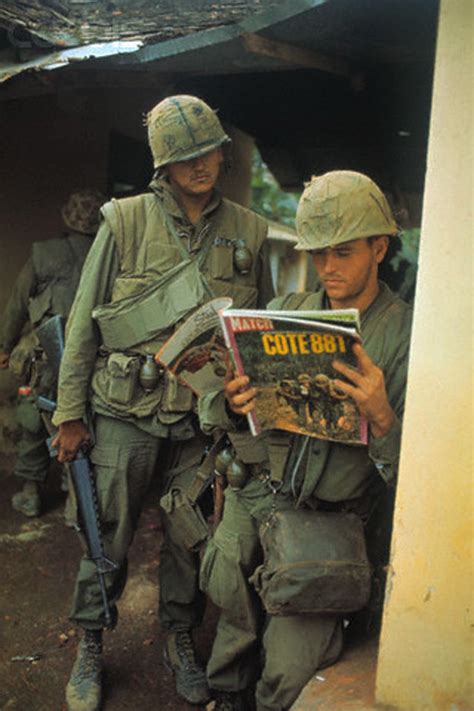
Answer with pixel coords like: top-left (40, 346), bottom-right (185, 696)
top-left (36, 315), bottom-right (118, 628)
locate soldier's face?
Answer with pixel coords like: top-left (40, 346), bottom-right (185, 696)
top-left (311, 237), bottom-right (388, 310)
top-left (167, 147), bottom-right (223, 198)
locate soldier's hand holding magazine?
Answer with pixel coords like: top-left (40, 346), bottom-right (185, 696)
top-left (224, 373), bottom-right (257, 417)
top-left (332, 342), bottom-right (395, 438)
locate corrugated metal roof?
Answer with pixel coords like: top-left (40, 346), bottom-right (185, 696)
top-left (0, 0), bottom-right (288, 82)
top-left (0, 0), bottom-right (438, 87)
top-left (0, 0), bottom-right (280, 48)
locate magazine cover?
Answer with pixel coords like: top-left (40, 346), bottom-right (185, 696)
top-left (220, 309), bottom-right (367, 445)
top-left (155, 297), bottom-right (232, 396)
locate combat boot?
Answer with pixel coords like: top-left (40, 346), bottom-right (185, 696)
top-left (213, 690), bottom-right (245, 711)
top-left (164, 630), bottom-right (210, 705)
top-left (66, 629), bottom-right (103, 711)
top-left (11, 481), bottom-right (41, 517)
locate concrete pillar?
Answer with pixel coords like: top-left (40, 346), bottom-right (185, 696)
top-left (375, 1), bottom-right (473, 709)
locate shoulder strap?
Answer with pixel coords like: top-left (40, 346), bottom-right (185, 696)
top-left (101, 194), bottom-right (157, 264)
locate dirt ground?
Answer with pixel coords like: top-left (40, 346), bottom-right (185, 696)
top-left (0, 454), bottom-right (218, 711)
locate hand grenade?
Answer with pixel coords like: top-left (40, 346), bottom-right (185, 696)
top-left (139, 355), bottom-right (161, 393)
top-left (233, 239), bottom-right (253, 274)
top-left (226, 459), bottom-right (249, 490)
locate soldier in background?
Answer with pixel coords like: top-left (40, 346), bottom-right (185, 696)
top-left (0, 189), bottom-right (105, 517)
top-left (51, 95), bottom-right (273, 711)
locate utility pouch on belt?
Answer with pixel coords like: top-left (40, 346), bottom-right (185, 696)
top-left (160, 487), bottom-right (209, 552)
top-left (106, 353), bottom-right (140, 406)
top-left (92, 259), bottom-right (209, 350)
top-left (161, 372), bottom-right (194, 414)
top-left (250, 509), bottom-right (371, 615)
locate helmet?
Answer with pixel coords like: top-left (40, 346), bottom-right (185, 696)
top-left (314, 373), bottom-right (330, 389)
top-left (62, 189), bottom-right (105, 235)
top-left (147, 94), bottom-right (231, 170)
top-left (297, 373), bottom-right (312, 383)
top-left (295, 171), bottom-right (398, 251)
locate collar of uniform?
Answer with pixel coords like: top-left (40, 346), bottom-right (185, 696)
top-left (148, 175), bottom-right (222, 222)
top-left (360, 281), bottom-right (398, 327)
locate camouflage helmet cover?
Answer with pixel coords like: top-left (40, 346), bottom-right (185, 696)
top-left (295, 170), bottom-right (398, 251)
top-left (62, 189), bottom-right (105, 235)
top-left (147, 94), bottom-right (231, 169)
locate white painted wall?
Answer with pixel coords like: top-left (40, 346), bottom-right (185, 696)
top-left (376, 1), bottom-right (473, 708)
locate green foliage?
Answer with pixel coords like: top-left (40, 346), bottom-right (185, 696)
top-left (390, 228), bottom-right (421, 302)
top-left (250, 149), bottom-right (300, 227)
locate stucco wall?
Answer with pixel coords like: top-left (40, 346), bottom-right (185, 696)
top-left (376, 1), bottom-right (473, 709)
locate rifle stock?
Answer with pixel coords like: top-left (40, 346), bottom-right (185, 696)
top-left (36, 315), bottom-right (118, 627)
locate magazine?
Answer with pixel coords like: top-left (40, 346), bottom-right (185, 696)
top-left (155, 297), bottom-right (232, 396)
top-left (219, 308), bottom-right (367, 445)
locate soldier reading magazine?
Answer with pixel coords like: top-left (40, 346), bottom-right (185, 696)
top-left (197, 171), bottom-right (412, 711)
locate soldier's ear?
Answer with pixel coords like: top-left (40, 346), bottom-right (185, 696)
top-left (373, 236), bottom-right (389, 264)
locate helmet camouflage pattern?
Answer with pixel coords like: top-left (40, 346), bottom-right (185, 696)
top-left (147, 94), bottom-right (231, 169)
top-left (61, 189), bottom-right (105, 235)
top-left (295, 170), bottom-right (398, 251)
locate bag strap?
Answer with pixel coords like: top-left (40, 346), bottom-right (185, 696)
top-left (266, 431), bottom-right (292, 484)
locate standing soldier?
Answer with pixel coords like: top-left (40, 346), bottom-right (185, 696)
top-left (51, 95), bottom-right (273, 710)
top-left (198, 171), bottom-right (412, 710)
top-left (0, 189), bottom-right (105, 517)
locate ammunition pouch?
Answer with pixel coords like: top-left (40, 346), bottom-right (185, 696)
top-left (91, 351), bottom-right (164, 418)
top-left (160, 486), bottom-right (209, 552)
top-left (251, 509), bottom-right (372, 616)
top-left (160, 372), bottom-right (193, 414)
top-left (105, 352), bottom-right (141, 406)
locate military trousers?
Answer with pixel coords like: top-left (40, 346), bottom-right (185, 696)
top-left (158, 430), bottom-right (211, 633)
top-left (200, 479), bottom-right (343, 711)
top-left (70, 414), bottom-right (163, 629)
top-left (14, 393), bottom-right (50, 483)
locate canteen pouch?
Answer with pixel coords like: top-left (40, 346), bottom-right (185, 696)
top-left (160, 487), bottom-right (209, 551)
top-left (251, 509), bottom-right (372, 615)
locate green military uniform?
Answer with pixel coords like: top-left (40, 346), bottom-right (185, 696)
top-left (0, 233), bottom-right (94, 487)
top-left (198, 282), bottom-right (412, 711)
top-left (53, 176), bottom-right (274, 631)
